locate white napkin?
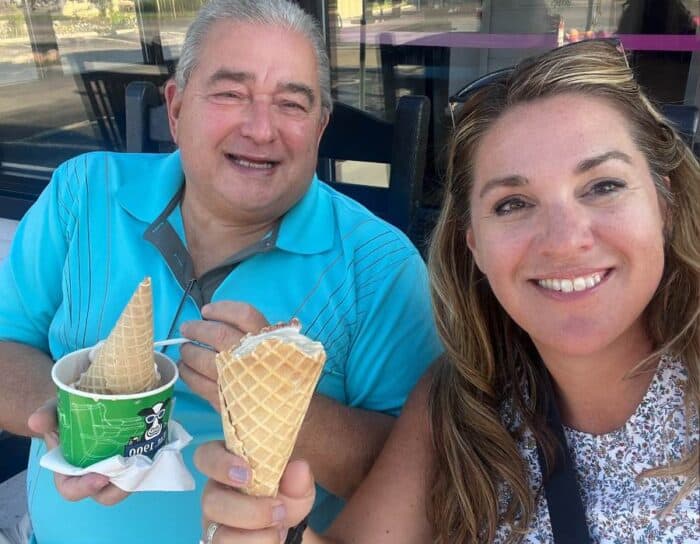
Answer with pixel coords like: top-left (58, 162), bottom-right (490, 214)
top-left (39, 420), bottom-right (195, 492)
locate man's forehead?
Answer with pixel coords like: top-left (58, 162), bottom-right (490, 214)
top-left (204, 19), bottom-right (315, 59)
top-left (196, 20), bottom-right (319, 86)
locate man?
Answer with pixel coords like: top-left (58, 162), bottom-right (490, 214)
top-left (0, 0), bottom-right (442, 542)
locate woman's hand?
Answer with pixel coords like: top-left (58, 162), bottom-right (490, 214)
top-left (27, 399), bottom-right (130, 505)
top-left (195, 441), bottom-right (315, 543)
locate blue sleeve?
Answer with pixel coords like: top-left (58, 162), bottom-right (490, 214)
top-left (0, 161), bottom-right (77, 352)
top-left (343, 251), bottom-right (443, 415)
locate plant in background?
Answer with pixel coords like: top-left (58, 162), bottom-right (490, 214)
top-left (0, 8), bottom-right (27, 39)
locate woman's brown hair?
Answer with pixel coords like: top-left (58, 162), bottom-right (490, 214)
top-left (427, 39), bottom-right (700, 543)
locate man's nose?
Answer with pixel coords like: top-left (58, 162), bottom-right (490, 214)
top-left (240, 100), bottom-right (275, 143)
top-left (536, 202), bottom-right (594, 257)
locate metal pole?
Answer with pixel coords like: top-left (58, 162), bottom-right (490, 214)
top-left (359, 0), bottom-right (367, 109)
top-left (585, 0), bottom-right (594, 31)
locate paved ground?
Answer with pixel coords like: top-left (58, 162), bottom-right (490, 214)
top-left (0, 470), bottom-right (27, 531)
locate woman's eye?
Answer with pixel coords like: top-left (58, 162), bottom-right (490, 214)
top-left (494, 198), bottom-right (530, 216)
top-left (588, 179), bottom-right (626, 196)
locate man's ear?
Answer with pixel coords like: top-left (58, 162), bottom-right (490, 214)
top-left (316, 109), bottom-right (330, 147)
top-left (164, 78), bottom-right (182, 144)
top-left (466, 227), bottom-right (483, 272)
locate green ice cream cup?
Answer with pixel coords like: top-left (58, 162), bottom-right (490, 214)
top-left (51, 347), bottom-right (178, 468)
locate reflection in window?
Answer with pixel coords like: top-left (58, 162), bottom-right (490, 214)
top-left (159, 0), bottom-right (206, 61)
top-left (1, 0), bottom-right (698, 220)
top-left (0, 0), bottom-right (148, 218)
top-left (326, 0), bottom-right (700, 206)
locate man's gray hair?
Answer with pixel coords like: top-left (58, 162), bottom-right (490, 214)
top-left (175, 0), bottom-right (332, 113)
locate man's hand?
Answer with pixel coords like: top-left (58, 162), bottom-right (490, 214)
top-left (179, 301), bottom-right (268, 411)
top-left (27, 399), bottom-right (129, 505)
top-left (0, 341), bottom-right (55, 436)
top-left (195, 441), bottom-right (316, 543)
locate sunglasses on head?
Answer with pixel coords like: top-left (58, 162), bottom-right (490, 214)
top-left (447, 38), bottom-right (629, 130)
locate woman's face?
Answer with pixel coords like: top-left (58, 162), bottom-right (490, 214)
top-left (466, 93), bottom-right (667, 363)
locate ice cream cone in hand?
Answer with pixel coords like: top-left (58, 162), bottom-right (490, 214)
top-left (77, 277), bottom-right (160, 395)
top-left (215, 319), bottom-right (326, 496)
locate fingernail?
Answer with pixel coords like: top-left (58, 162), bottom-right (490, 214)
top-left (228, 466), bottom-right (249, 484)
top-left (272, 503), bottom-right (286, 523)
top-left (201, 304), bottom-right (210, 315)
top-left (278, 528), bottom-right (288, 543)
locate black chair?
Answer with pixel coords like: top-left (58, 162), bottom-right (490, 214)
top-left (75, 64), bottom-right (171, 151)
top-left (316, 97), bottom-right (430, 234)
top-left (660, 104), bottom-right (699, 146)
top-left (379, 32), bottom-right (450, 208)
top-left (125, 81), bottom-right (430, 236)
top-left (0, 431), bottom-right (30, 483)
top-left (125, 80), bottom-right (175, 154)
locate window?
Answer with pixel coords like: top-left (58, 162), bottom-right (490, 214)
top-left (1, 0), bottom-right (698, 219)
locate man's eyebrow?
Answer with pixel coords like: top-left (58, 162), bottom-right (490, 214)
top-left (479, 175), bottom-right (528, 198)
top-left (206, 68), bottom-right (253, 86)
top-left (575, 150), bottom-right (632, 173)
top-left (277, 82), bottom-right (315, 106)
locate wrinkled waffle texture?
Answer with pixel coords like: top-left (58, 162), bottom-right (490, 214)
top-left (216, 336), bottom-right (325, 496)
top-left (77, 277), bottom-right (159, 394)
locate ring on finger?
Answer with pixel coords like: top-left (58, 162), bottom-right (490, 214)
top-left (205, 521), bottom-right (220, 544)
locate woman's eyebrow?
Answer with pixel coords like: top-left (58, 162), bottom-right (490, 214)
top-left (478, 150), bottom-right (633, 199)
top-left (575, 150), bottom-right (632, 174)
top-left (479, 175), bottom-right (528, 199)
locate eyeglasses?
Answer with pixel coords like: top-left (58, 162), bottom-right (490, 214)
top-left (447, 37), bottom-right (630, 130)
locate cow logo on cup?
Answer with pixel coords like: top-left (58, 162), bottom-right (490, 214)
top-left (124, 398), bottom-right (171, 458)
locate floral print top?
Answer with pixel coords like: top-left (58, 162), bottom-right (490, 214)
top-left (496, 355), bottom-right (699, 543)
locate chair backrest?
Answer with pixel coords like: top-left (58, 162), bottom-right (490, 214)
top-left (125, 81), bottom-right (174, 154)
top-left (75, 63), bottom-right (171, 151)
top-left (125, 81), bottom-right (430, 234)
top-left (379, 32), bottom-right (450, 208)
top-left (660, 104), bottom-right (699, 145)
top-left (317, 96), bottom-right (430, 233)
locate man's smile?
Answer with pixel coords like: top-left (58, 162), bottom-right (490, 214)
top-left (225, 153), bottom-right (278, 170)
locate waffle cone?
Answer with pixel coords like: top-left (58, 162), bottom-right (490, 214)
top-left (216, 322), bottom-right (325, 496)
top-left (77, 278), bottom-right (159, 394)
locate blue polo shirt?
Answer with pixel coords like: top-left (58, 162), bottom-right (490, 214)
top-left (0, 151), bottom-right (442, 544)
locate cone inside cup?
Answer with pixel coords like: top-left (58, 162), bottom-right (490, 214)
top-left (52, 347), bottom-right (178, 468)
top-left (76, 277), bottom-right (160, 395)
top-left (50, 276), bottom-right (178, 467)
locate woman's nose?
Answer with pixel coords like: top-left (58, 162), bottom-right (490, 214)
top-left (536, 202), bottom-right (595, 257)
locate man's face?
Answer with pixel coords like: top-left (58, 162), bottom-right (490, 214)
top-left (166, 20), bottom-right (329, 224)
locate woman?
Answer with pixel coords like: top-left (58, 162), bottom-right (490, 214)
top-left (194, 39), bottom-right (700, 543)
